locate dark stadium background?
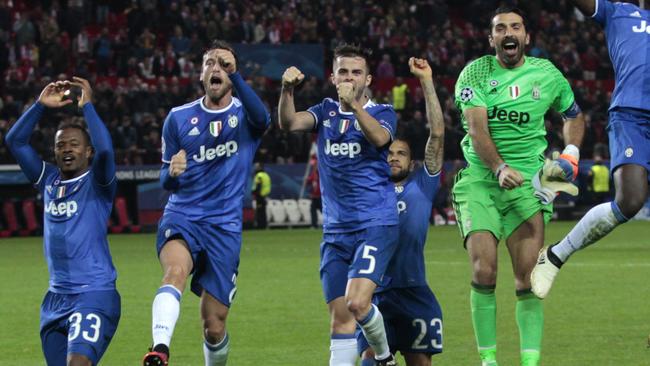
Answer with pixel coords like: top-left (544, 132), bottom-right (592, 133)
top-left (0, 0), bottom-right (646, 235)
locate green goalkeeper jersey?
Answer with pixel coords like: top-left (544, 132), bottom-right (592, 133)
top-left (455, 55), bottom-right (575, 177)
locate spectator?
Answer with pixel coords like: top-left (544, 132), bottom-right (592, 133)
top-left (252, 162), bottom-right (271, 229)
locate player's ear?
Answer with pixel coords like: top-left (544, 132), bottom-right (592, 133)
top-left (330, 72), bottom-right (335, 85)
top-left (365, 73), bottom-right (372, 87)
top-left (524, 33), bottom-right (530, 46)
top-left (488, 34), bottom-right (495, 48)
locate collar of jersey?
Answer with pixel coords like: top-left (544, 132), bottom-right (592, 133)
top-left (338, 99), bottom-right (373, 115)
top-left (60, 170), bottom-right (90, 184)
top-left (200, 96), bottom-right (234, 114)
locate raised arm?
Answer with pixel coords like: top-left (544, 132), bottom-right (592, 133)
top-left (215, 49), bottom-right (271, 131)
top-left (409, 57), bottom-right (444, 174)
top-left (5, 82), bottom-right (73, 182)
top-left (71, 77), bottom-right (115, 186)
top-left (571, 0), bottom-right (596, 16)
top-left (465, 107), bottom-right (523, 189)
top-left (278, 66), bottom-right (317, 132)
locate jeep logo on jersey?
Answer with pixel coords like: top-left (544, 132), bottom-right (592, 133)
top-left (632, 20), bottom-right (650, 33)
top-left (193, 141), bottom-right (239, 162)
top-left (209, 121), bottom-right (223, 137)
top-left (397, 200), bottom-right (406, 214)
top-left (487, 106), bottom-right (530, 125)
top-left (339, 119), bottom-right (351, 134)
top-left (324, 139), bottom-right (361, 158)
top-left (45, 200), bottom-right (78, 217)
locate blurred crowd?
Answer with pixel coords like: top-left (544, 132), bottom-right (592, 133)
top-left (0, 0), bottom-right (613, 166)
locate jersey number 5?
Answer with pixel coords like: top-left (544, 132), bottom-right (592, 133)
top-left (358, 245), bottom-right (378, 274)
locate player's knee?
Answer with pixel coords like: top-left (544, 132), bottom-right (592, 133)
top-left (617, 195), bottom-right (645, 219)
top-left (203, 316), bottom-right (226, 344)
top-left (67, 354), bottom-right (92, 366)
top-left (345, 296), bottom-right (371, 318)
top-left (472, 262), bottom-right (497, 285)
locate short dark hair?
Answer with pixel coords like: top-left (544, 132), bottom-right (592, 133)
top-left (393, 131), bottom-right (413, 158)
top-left (333, 43), bottom-right (373, 71)
top-left (490, 6), bottom-right (528, 31)
top-left (57, 120), bottom-right (91, 145)
top-left (204, 39), bottom-right (238, 63)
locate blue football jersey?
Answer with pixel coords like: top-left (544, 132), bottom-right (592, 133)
top-left (383, 166), bottom-right (440, 289)
top-left (161, 97), bottom-right (265, 231)
top-left (37, 165), bottom-right (117, 294)
top-left (308, 98), bottom-right (398, 233)
top-left (593, 0), bottom-right (650, 112)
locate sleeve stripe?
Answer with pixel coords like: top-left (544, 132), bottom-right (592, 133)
top-left (34, 162), bottom-right (46, 185)
top-left (308, 110), bottom-right (319, 127)
top-left (97, 175), bottom-right (117, 187)
top-left (591, 0), bottom-right (598, 17)
top-left (162, 159), bottom-right (171, 163)
top-left (423, 163), bottom-right (441, 177)
top-left (380, 125), bottom-right (394, 141)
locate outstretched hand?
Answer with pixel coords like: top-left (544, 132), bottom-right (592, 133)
top-left (408, 57), bottom-right (433, 80)
top-left (38, 82), bottom-right (73, 108)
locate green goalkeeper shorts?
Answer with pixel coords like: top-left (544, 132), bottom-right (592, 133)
top-left (451, 166), bottom-right (552, 243)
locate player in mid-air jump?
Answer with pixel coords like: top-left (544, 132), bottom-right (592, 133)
top-left (357, 57), bottom-right (445, 366)
top-left (6, 77), bottom-right (120, 366)
top-left (532, 0), bottom-right (650, 299)
top-left (453, 6), bottom-right (585, 366)
top-left (142, 40), bottom-right (270, 366)
top-left (279, 44), bottom-right (399, 366)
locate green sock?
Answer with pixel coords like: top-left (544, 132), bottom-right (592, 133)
top-left (471, 283), bottom-right (498, 364)
top-left (516, 289), bottom-right (543, 366)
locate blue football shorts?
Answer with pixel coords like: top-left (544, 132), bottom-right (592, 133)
top-left (357, 286), bottom-right (443, 356)
top-left (320, 224), bottom-right (398, 303)
top-left (40, 289), bottom-right (121, 365)
top-left (156, 212), bottom-right (241, 307)
top-left (607, 109), bottom-right (650, 180)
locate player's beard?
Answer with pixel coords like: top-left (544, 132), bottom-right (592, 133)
top-left (390, 167), bottom-right (409, 183)
top-left (207, 83), bottom-right (232, 105)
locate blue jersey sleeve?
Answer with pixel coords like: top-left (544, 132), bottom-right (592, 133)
top-left (373, 104), bottom-right (397, 141)
top-left (161, 112), bottom-right (180, 163)
top-left (413, 165), bottom-right (441, 202)
top-left (593, 0), bottom-right (615, 26)
top-left (160, 112), bottom-right (180, 190)
top-left (83, 103), bottom-right (115, 186)
top-left (4, 102), bottom-right (46, 183)
top-left (307, 100), bottom-right (324, 132)
top-left (229, 72), bottom-right (271, 131)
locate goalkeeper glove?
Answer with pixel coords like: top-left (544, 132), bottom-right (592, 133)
top-left (545, 145), bottom-right (580, 181)
top-left (532, 158), bottom-right (579, 204)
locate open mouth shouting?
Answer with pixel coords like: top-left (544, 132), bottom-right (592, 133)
top-left (502, 38), bottom-right (519, 57)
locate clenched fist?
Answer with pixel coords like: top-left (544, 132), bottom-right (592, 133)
top-left (408, 57), bottom-right (432, 80)
top-left (282, 66), bottom-right (305, 88)
top-left (336, 82), bottom-right (355, 107)
top-left (169, 149), bottom-right (187, 178)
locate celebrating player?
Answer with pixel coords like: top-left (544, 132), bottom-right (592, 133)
top-left (358, 57), bottom-right (445, 366)
top-left (142, 40), bottom-right (271, 366)
top-left (5, 77), bottom-right (121, 366)
top-left (452, 7), bottom-right (585, 366)
top-left (279, 44), bottom-right (399, 366)
top-left (531, 0), bottom-right (650, 298)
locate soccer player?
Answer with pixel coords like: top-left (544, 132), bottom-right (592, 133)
top-left (279, 44), bottom-right (399, 366)
top-left (142, 40), bottom-right (270, 365)
top-left (5, 77), bottom-right (120, 366)
top-left (358, 57), bottom-right (445, 366)
top-left (452, 7), bottom-right (585, 366)
top-left (532, 0), bottom-right (650, 298)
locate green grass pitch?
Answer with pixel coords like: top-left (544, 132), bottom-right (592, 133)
top-left (1, 221), bottom-right (649, 365)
